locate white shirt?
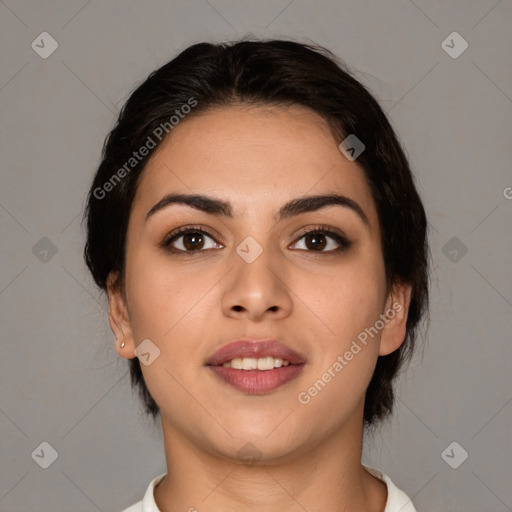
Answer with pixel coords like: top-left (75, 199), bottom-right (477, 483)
top-left (121, 466), bottom-right (417, 512)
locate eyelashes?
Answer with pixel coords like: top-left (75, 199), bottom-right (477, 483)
top-left (160, 224), bottom-right (353, 255)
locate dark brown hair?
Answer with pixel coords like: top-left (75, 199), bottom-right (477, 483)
top-left (83, 38), bottom-right (429, 428)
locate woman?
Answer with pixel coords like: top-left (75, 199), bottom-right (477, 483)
top-left (84, 38), bottom-right (429, 512)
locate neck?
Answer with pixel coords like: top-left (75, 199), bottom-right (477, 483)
top-left (153, 412), bottom-right (387, 512)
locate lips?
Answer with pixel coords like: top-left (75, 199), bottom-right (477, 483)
top-left (205, 339), bottom-right (306, 395)
top-left (206, 339), bottom-right (306, 366)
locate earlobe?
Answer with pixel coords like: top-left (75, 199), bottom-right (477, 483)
top-left (378, 281), bottom-right (412, 356)
top-left (106, 272), bottom-right (136, 359)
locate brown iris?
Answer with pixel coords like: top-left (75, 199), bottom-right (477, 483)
top-left (182, 232), bottom-right (205, 250)
top-left (304, 233), bottom-right (327, 251)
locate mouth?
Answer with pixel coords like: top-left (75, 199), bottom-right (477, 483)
top-left (205, 339), bottom-right (306, 395)
top-left (220, 356), bottom-right (292, 370)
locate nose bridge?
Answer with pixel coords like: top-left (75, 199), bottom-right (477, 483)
top-left (221, 234), bottom-right (292, 320)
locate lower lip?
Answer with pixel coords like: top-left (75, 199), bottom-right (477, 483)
top-left (208, 364), bottom-right (305, 394)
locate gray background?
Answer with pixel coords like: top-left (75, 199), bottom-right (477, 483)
top-left (1, 1), bottom-right (511, 511)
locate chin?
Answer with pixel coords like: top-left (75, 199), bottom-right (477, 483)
top-left (205, 419), bottom-right (310, 463)
top-left (211, 436), bottom-right (303, 466)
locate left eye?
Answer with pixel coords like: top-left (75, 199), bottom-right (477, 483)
top-left (290, 230), bottom-right (350, 252)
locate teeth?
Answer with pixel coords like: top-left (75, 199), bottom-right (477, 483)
top-left (257, 357), bottom-right (272, 370)
top-left (242, 358), bottom-right (258, 370)
top-left (230, 358), bottom-right (243, 369)
top-left (221, 356), bottom-right (291, 370)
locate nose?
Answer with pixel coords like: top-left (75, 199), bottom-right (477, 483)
top-left (221, 241), bottom-right (293, 322)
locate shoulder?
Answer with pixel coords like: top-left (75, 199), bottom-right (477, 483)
top-left (364, 466), bottom-right (417, 512)
top-left (120, 473), bottom-right (166, 512)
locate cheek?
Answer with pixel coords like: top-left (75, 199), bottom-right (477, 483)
top-left (302, 255), bottom-right (387, 348)
top-left (295, 264), bottom-right (385, 415)
top-left (124, 245), bottom-right (218, 356)
top-left (123, 248), bottom-right (215, 412)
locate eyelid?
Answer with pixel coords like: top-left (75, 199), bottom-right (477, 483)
top-left (294, 224), bottom-right (349, 241)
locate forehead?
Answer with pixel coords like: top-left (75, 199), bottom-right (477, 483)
top-left (134, 104), bottom-right (378, 226)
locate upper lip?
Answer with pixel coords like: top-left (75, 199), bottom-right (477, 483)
top-left (206, 339), bottom-right (307, 366)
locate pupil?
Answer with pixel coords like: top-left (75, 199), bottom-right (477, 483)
top-left (306, 234), bottom-right (326, 251)
top-left (184, 233), bottom-right (204, 250)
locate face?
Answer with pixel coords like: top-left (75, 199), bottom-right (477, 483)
top-left (108, 104), bottom-right (410, 463)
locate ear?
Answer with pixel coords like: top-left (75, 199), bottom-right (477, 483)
top-left (106, 272), bottom-right (136, 359)
top-left (378, 281), bottom-right (412, 356)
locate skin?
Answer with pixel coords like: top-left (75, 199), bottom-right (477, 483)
top-left (107, 104), bottom-right (412, 512)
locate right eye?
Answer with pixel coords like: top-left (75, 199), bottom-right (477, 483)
top-left (162, 227), bottom-right (224, 253)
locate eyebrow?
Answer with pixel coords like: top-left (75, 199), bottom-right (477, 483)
top-left (145, 192), bottom-right (370, 227)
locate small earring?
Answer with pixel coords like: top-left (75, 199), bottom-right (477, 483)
top-left (120, 341), bottom-right (125, 348)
